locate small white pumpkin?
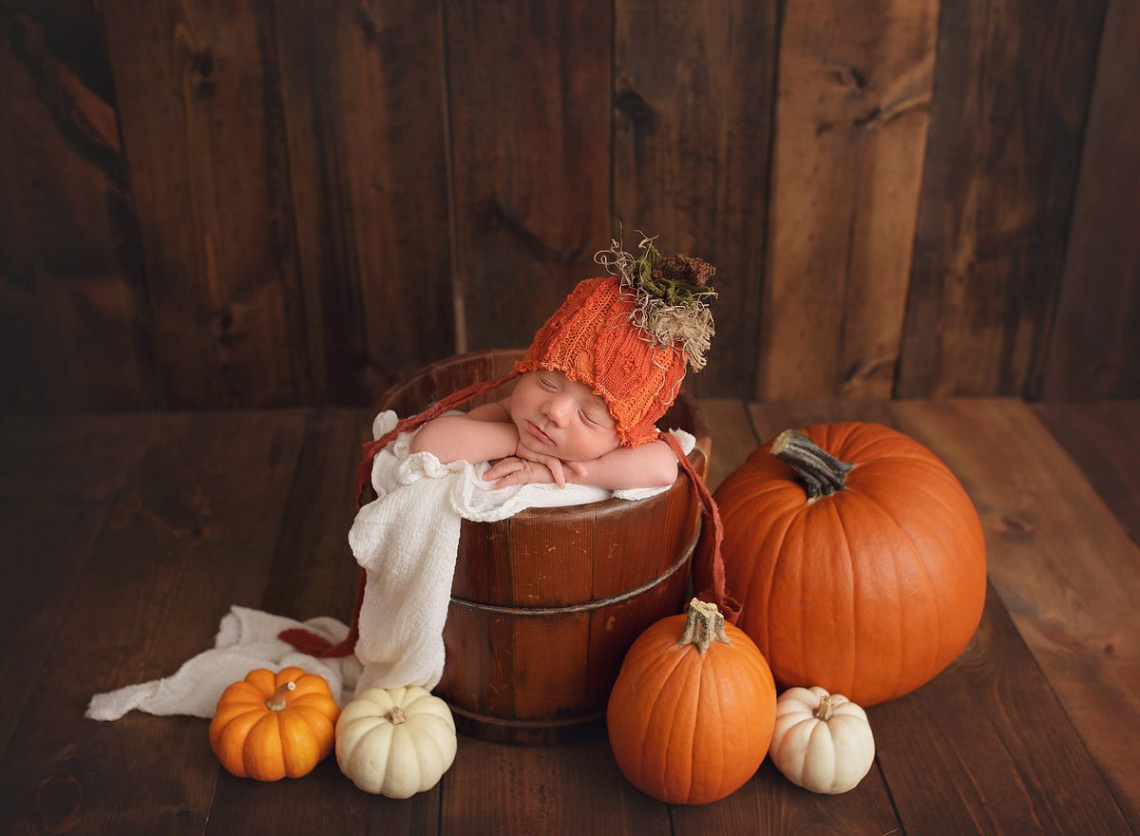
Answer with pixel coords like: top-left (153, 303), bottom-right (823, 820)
top-left (335, 685), bottom-right (458, 798)
top-left (768, 685), bottom-right (875, 794)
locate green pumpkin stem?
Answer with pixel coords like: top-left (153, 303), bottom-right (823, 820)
top-left (679, 598), bottom-right (731, 654)
top-left (266, 680), bottom-right (296, 711)
top-left (771, 430), bottom-right (854, 500)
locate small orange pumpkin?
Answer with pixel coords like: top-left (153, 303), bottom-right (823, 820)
top-left (209, 667), bottom-right (340, 781)
top-left (606, 599), bottom-right (777, 805)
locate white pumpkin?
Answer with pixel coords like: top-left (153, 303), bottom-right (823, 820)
top-left (768, 686), bottom-right (875, 794)
top-left (335, 685), bottom-right (458, 798)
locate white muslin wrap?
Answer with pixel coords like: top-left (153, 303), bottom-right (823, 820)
top-left (85, 606), bottom-right (363, 719)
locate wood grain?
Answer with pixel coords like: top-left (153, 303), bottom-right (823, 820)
top-left (896, 0), bottom-right (1108, 398)
top-left (0, 414), bottom-right (160, 760)
top-left (1043, 0), bottom-right (1140, 400)
top-left (0, 10), bottom-right (155, 411)
top-left (275, 2), bottom-right (455, 405)
top-left (4, 6), bottom-right (1140, 410)
top-left (758, 0), bottom-right (938, 401)
top-left (0, 412), bottom-right (306, 833)
top-left (672, 758), bottom-right (900, 835)
top-left (746, 399), bottom-right (896, 445)
top-left (441, 736), bottom-right (670, 835)
top-left (613, 0), bottom-right (777, 398)
top-left (698, 398), bottom-right (760, 491)
top-left (258, 409), bottom-right (369, 623)
top-left (873, 583), bottom-right (1131, 834)
top-left (444, 0), bottom-right (612, 353)
top-left (1033, 400), bottom-right (1140, 547)
top-left (892, 399), bottom-right (1140, 830)
top-left (206, 756), bottom-right (442, 835)
top-left (100, 1), bottom-right (311, 408)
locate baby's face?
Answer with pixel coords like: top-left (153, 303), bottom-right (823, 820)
top-left (509, 370), bottom-right (621, 463)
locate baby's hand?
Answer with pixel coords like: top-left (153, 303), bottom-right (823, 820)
top-left (482, 456), bottom-right (553, 488)
top-left (511, 443), bottom-right (570, 488)
top-left (483, 453), bottom-right (586, 489)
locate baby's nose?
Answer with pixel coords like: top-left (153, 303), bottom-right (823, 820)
top-left (544, 394), bottom-right (573, 424)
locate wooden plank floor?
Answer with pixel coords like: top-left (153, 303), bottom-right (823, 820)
top-left (0, 399), bottom-right (1137, 835)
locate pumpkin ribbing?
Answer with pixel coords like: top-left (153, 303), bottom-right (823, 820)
top-left (607, 599), bottom-right (776, 805)
top-left (209, 667), bottom-right (339, 781)
top-left (769, 685), bottom-right (875, 794)
top-left (336, 686), bottom-right (457, 798)
top-left (714, 422), bottom-right (987, 706)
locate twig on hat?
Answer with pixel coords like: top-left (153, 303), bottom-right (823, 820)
top-left (595, 234), bottom-right (718, 372)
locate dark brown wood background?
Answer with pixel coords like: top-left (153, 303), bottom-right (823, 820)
top-left (2, 0), bottom-right (1136, 411)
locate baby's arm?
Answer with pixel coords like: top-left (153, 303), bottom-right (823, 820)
top-left (485, 439), bottom-right (679, 491)
top-left (408, 400), bottom-right (519, 464)
top-left (563, 439), bottom-right (679, 490)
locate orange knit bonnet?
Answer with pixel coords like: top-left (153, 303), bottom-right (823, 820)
top-left (516, 239), bottom-right (715, 446)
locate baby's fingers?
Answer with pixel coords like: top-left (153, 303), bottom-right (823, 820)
top-left (489, 470), bottom-right (531, 489)
top-left (545, 458), bottom-right (567, 488)
top-left (483, 457), bottom-right (523, 482)
top-left (515, 446), bottom-right (567, 488)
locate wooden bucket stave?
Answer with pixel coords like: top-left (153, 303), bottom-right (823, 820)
top-left (378, 349), bottom-right (710, 745)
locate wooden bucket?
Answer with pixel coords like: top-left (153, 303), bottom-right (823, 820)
top-left (378, 349), bottom-right (711, 745)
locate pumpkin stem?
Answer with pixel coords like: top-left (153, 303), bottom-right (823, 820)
top-left (386, 705), bottom-right (408, 726)
top-left (678, 598), bottom-right (731, 654)
top-left (815, 693), bottom-right (837, 722)
top-left (266, 680), bottom-right (296, 712)
top-left (771, 430), bottom-right (854, 499)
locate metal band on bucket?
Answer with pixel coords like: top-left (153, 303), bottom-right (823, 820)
top-left (447, 538), bottom-right (696, 616)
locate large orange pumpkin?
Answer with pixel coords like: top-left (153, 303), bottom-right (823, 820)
top-left (606, 599), bottom-right (777, 805)
top-left (209, 667), bottom-right (340, 781)
top-left (713, 423), bottom-right (986, 706)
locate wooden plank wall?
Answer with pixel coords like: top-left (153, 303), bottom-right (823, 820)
top-left (1, 0), bottom-right (1133, 411)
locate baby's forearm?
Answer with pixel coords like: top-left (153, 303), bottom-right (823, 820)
top-left (568, 439), bottom-right (679, 491)
top-left (409, 414), bottom-right (519, 464)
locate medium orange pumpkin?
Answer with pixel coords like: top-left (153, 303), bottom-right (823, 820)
top-left (606, 599), bottom-right (777, 805)
top-left (209, 667), bottom-right (340, 781)
top-left (713, 423), bottom-right (987, 706)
